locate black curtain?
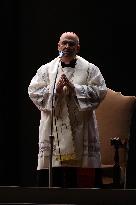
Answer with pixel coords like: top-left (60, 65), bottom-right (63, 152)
top-left (1, 1), bottom-right (136, 187)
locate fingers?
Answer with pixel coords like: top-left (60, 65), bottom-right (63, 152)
top-left (56, 74), bottom-right (74, 94)
top-left (61, 74), bottom-right (69, 85)
top-left (56, 80), bottom-right (63, 90)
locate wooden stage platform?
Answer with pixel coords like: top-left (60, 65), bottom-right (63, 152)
top-left (0, 186), bottom-right (136, 204)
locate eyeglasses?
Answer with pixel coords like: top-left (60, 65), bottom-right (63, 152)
top-left (61, 40), bottom-right (77, 47)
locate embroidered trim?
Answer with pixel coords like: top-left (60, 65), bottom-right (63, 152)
top-left (55, 153), bottom-right (76, 161)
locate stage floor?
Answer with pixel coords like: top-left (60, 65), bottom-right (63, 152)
top-left (0, 186), bottom-right (136, 204)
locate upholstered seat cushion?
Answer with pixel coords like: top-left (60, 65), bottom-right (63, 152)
top-left (95, 88), bottom-right (136, 166)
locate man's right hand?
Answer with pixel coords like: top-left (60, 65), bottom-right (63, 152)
top-left (56, 74), bottom-right (74, 94)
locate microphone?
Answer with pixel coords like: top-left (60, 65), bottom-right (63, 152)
top-left (59, 51), bottom-right (64, 57)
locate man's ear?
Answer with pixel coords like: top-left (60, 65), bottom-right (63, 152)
top-left (77, 45), bottom-right (80, 53)
top-left (58, 42), bottom-right (60, 50)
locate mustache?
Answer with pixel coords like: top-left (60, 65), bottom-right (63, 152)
top-left (59, 50), bottom-right (76, 57)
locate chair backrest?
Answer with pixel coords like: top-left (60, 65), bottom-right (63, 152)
top-left (95, 88), bottom-right (136, 167)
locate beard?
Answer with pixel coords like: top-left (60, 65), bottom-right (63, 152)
top-left (62, 49), bottom-right (76, 57)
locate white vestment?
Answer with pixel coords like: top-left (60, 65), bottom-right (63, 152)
top-left (28, 55), bottom-right (107, 169)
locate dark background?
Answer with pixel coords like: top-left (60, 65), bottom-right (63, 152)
top-left (1, 1), bottom-right (136, 187)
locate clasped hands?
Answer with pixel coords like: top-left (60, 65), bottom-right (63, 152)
top-left (56, 74), bottom-right (74, 95)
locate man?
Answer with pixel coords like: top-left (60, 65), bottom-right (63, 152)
top-left (28, 32), bottom-right (107, 187)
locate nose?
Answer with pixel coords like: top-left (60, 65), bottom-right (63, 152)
top-left (65, 43), bottom-right (70, 48)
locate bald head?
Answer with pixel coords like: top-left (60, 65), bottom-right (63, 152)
top-left (59, 32), bottom-right (80, 45)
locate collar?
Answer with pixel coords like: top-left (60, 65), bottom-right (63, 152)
top-left (61, 58), bottom-right (77, 68)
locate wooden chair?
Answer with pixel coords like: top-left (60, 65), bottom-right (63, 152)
top-left (95, 88), bottom-right (136, 188)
